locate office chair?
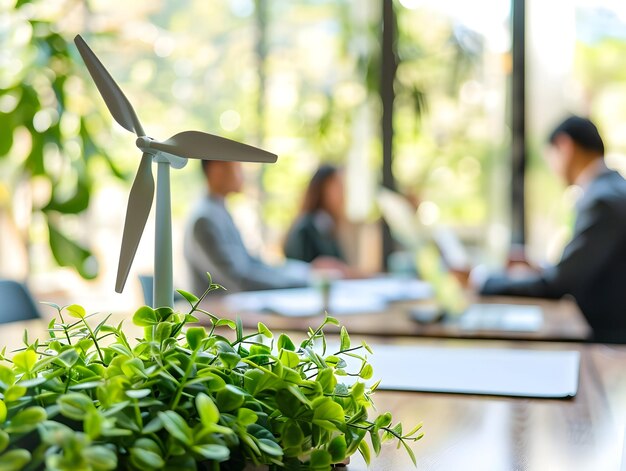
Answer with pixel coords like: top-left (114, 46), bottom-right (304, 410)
top-left (0, 279), bottom-right (41, 324)
top-left (138, 275), bottom-right (184, 308)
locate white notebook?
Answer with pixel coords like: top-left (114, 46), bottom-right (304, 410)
top-left (361, 344), bottom-right (580, 398)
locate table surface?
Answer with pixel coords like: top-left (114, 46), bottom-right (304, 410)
top-left (350, 338), bottom-right (626, 470)
top-left (200, 293), bottom-right (592, 342)
top-left (0, 321), bottom-right (619, 470)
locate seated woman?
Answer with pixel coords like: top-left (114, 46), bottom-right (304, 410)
top-left (284, 164), bottom-right (347, 264)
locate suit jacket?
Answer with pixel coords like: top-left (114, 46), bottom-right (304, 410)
top-left (284, 211), bottom-right (345, 263)
top-left (481, 168), bottom-right (626, 342)
top-left (184, 195), bottom-right (310, 294)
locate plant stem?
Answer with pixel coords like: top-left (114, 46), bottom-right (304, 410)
top-left (169, 349), bottom-right (199, 410)
top-left (82, 319), bottom-right (104, 363)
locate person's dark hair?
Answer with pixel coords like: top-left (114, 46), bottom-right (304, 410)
top-left (300, 164), bottom-right (339, 214)
top-left (200, 159), bottom-right (211, 176)
top-left (549, 116), bottom-right (604, 155)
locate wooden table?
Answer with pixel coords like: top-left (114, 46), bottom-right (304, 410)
top-left (199, 294), bottom-right (592, 342)
top-left (349, 339), bottom-right (625, 470)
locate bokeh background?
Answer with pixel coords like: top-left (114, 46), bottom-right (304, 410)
top-left (1, 0), bottom-right (626, 311)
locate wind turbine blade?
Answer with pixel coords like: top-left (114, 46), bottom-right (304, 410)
top-left (74, 34), bottom-right (144, 136)
top-left (149, 131), bottom-right (277, 163)
top-left (115, 153), bottom-right (154, 293)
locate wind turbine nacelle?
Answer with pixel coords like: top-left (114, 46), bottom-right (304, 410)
top-left (136, 136), bottom-right (188, 169)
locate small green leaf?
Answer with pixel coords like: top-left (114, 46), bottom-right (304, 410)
top-left (316, 368), bottom-right (337, 394)
top-left (192, 444), bottom-right (230, 461)
top-left (312, 397), bottom-right (344, 422)
top-left (0, 401), bottom-right (6, 423)
top-left (58, 393), bottom-right (94, 420)
top-left (38, 421), bottom-right (74, 446)
top-left (237, 408), bottom-right (258, 426)
top-left (278, 349), bottom-right (300, 368)
top-left (328, 435), bottom-right (347, 462)
top-left (375, 412), bottom-right (393, 429)
top-left (370, 428), bottom-right (381, 455)
top-left (0, 430), bottom-right (8, 453)
top-left (216, 385), bottom-right (245, 412)
top-left (214, 319), bottom-right (236, 329)
top-left (257, 438), bottom-right (283, 457)
top-left (406, 421), bottom-right (424, 437)
top-left (277, 334), bottom-right (296, 351)
top-left (257, 322), bottom-right (272, 338)
top-left (3, 385), bottom-right (26, 402)
top-left (155, 322), bottom-right (173, 342)
top-left (0, 366), bottom-right (15, 387)
top-left (130, 447), bottom-right (165, 470)
top-left (142, 417), bottom-right (163, 434)
top-left (126, 389), bottom-right (151, 399)
top-left (309, 449), bottom-right (332, 468)
top-left (158, 411), bottom-right (192, 445)
top-left (176, 289), bottom-right (199, 306)
top-left (359, 363), bottom-right (374, 380)
top-left (154, 307), bottom-right (174, 322)
top-left (132, 306), bottom-right (158, 326)
top-left (340, 326), bottom-right (351, 350)
top-left (56, 348), bottom-right (79, 368)
top-left (358, 440), bottom-right (371, 465)
top-left (83, 445), bottom-right (117, 470)
top-left (6, 406), bottom-right (46, 433)
top-left (12, 350), bottom-right (37, 373)
top-left (18, 377), bottom-right (47, 388)
top-left (282, 421), bottom-right (304, 448)
top-left (0, 449), bottom-right (31, 471)
top-left (402, 439), bottom-right (417, 465)
top-left (121, 358), bottom-right (146, 378)
top-left (196, 393), bottom-right (219, 426)
top-left (361, 340), bottom-right (373, 354)
top-left (84, 409), bottom-right (103, 439)
top-left (186, 327), bottom-right (206, 350)
top-left (235, 317), bottom-right (243, 341)
top-left (66, 304), bottom-right (86, 319)
top-left (218, 351), bottom-right (241, 369)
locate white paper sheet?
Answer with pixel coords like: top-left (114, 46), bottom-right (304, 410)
top-left (458, 304), bottom-right (544, 332)
top-left (225, 277), bottom-right (432, 317)
top-left (362, 344), bottom-right (580, 398)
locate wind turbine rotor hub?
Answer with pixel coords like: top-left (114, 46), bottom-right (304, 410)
top-left (136, 136), bottom-right (156, 153)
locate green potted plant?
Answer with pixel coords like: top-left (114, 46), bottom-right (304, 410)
top-left (0, 276), bottom-right (422, 471)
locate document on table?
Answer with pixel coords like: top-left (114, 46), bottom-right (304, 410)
top-left (458, 304), bottom-right (544, 332)
top-left (224, 277), bottom-right (433, 317)
top-left (361, 344), bottom-right (580, 398)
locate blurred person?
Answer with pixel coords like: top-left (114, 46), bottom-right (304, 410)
top-left (185, 161), bottom-right (351, 295)
top-left (476, 116), bottom-right (626, 342)
top-left (284, 164), bottom-right (347, 263)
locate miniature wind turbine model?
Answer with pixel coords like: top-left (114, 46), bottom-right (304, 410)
top-left (74, 34), bottom-right (277, 308)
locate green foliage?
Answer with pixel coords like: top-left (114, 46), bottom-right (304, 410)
top-left (0, 278), bottom-right (422, 470)
top-left (0, 1), bottom-right (126, 278)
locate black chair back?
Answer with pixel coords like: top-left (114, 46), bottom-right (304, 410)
top-left (0, 280), bottom-right (41, 324)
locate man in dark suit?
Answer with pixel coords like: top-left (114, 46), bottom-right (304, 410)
top-left (479, 116), bottom-right (626, 343)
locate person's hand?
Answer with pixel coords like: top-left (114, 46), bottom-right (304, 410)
top-left (449, 268), bottom-right (471, 288)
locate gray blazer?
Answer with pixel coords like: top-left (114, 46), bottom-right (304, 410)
top-left (481, 168), bottom-right (626, 342)
top-left (184, 195), bottom-right (310, 294)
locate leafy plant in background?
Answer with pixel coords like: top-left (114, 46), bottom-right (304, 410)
top-left (0, 0), bottom-right (126, 279)
top-left (0, 278), bottom-right (422, 470)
